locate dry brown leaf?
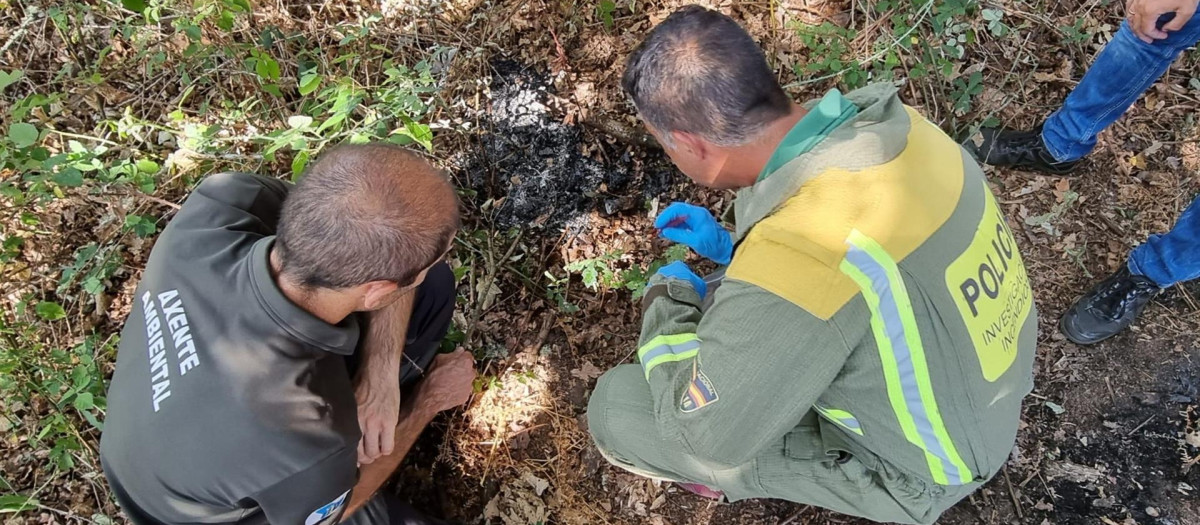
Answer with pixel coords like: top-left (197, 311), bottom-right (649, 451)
top-left (571, 360), bottom-right (604, 381)
top-left (522, 472), bottom-right (550, 496)
top-left (1032, 71), bottom-right (1060, 83)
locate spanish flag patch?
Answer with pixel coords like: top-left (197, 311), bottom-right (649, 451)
top-left (679, 371), bottom-right (719, 413)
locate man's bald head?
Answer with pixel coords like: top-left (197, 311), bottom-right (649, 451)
top-left (623, 6), bottom-right (791, 147)
top-left (276, 143), bottom-right (459, 289)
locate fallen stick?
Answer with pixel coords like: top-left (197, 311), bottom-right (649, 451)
top-left (583, 114), bottom-right (661, 150)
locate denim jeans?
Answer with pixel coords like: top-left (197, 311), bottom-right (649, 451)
top-left (1041, 16), bottom-right (1200, 162)
top-left (1042, 16), bottom-right (1200, 287)
top-left (1128, 195), bottom-right (1200, 287)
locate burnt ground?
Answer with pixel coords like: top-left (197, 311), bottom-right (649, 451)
top-left (455, 60), bottom-right (677, 231)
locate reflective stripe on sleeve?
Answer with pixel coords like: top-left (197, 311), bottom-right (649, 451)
top-left (839, 229), bottom-right (973, 486)
top-left (814, 405), bottom-right (864, 436)
top-left (637, 333), bottom-right (700, 380)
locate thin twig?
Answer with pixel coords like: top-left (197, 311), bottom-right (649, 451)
top-left (99, 191), bottom-right (182, 210)
top-left (1129, 415), bottom-right (1156, 435)
top-left (1002, 467), bottom-right (1024, 520)
top-left (0, 6), bottom-right (41, 56)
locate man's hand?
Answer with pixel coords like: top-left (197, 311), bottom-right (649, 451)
top-left (413, 349), bottom-right (477, 415)
top-left (655, 202), bottom-right (734, 266)
top-left (1127, 0), bottom-right (1198, 42)
top-left (355, 369), bottom-right (401, 465)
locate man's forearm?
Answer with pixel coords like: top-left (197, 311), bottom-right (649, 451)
top-left (343, 399), bottom-right (438, 518)
top-left (359, 292), bottom-right (416, 379)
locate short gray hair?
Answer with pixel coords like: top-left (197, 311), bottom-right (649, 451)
top-left (276, 144), bottom-right (460, 289)
top-left (622, 6), bottom-right (791, 147)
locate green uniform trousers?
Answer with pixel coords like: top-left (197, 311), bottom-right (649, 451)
top-left (587, 365), bottom-right (979, 525)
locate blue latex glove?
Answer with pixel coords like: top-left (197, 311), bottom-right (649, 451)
top-left (654, 261), bottom-right (707, 298)
top-left (654, 202), bottom-right (734, 265)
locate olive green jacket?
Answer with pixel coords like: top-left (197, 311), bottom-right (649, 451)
top-left (636, 84), bottom-right (1037, 495)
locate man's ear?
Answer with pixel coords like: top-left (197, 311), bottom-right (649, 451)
top-left (672, 131), bottom-right (709, 159)
top-left (361, 280), bottom-right (400, 311)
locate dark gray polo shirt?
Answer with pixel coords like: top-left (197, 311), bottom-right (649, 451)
top-left (100, 172), bottom-right (367, 524)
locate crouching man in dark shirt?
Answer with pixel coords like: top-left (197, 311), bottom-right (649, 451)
top-left (99, 143), bottom-right (475, 524)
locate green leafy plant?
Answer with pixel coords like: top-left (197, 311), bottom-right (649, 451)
top-left (0, 493), bottom-right (40, 513)
top-left (623, 244), bottom-right (689, 299)
top-left (542, 271), bottom-right (582, 313)
top-left (596, 0), bottom-right (636, 30)
top-left (951, 71), bottom-right (984, 114)
top-left (124, 214), bottom-right (159, 238)
top-left (564, 244), bottom-right (691, 300)
top-left (0, 310), bottom-right (113, 472)
top-left (58, 243), bottom-right (124, 297)
top-left (981, 8), bottom-right (1010, 37)
top-left (565, 251), bottom-right (625, 292)
top-left (0, 0), bottom-right (446, 516)
top-left (1060, 18), bottom-right (1093, 44)
top-left (788, 0), bottom-right (1000, 125)
top-left (597, 0), bottom-right (617, 30)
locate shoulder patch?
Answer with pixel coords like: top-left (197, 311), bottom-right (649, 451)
top-left (679, 371), bottom-right (719, 413)
top-left (305, 490), bottom-right (350, 525)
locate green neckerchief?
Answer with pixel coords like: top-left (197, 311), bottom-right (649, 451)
top-left (757, 89), bottom-right (859, 182)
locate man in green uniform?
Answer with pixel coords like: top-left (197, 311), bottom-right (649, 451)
top-left (100, 143), bottom-right (475, 524)
top-left (586, 7), bottom-right (1039, 524)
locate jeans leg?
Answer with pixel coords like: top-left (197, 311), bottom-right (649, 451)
top-left (1128, 195), bottom-right (1200, 287)
top-left (1041, 16), bottom-right (1200, 162)
top-left (398, 262), bottom-right (455, 387)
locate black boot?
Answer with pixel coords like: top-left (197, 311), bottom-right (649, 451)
top-left (1060, 266), bottom-right (1162, 345)
top-left (966, 124), bottom-right (1079, 175)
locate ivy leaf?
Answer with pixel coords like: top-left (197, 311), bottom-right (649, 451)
top-left (124, 214), bottom-right (158, 237)
top-left (72, 365), bottom-right (91, 390)
top-left (121, 0), bottom-right (147, 12)
top-left (597, 0), bottom-right (616, 29)
top-left (136, 158), bottom-right (159, 174)
top-left (83, 276), bottom-right (104, 295)
top-left (391, 119), bottom-right (433, 152)
top-left (291, 150), bottom-right (310, 180)
top-left (81, 410), bottom-right (104, 431)
top-left (254, 54), bottom-right (281, 82)
top-left (581, 266), bottom-right (599, 289)
top-left (74, 392), bottom-right (95, 411)
top-left (8, 122), bottom-right (39, 148)
top-left (0, 69), bottom-right (23, 92)
top-left (217, 10), bottom-right (235, 31)
top-left (298, 72), bottom-right (321, 96)
top-left (452, 264), bottom-right (469, 282)
top-left (52, 167), bottom-right (84, 187)
top-left (35, 301), bottom-right (67, 321)
top-left (287, 115), bottom-right (313, 129)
